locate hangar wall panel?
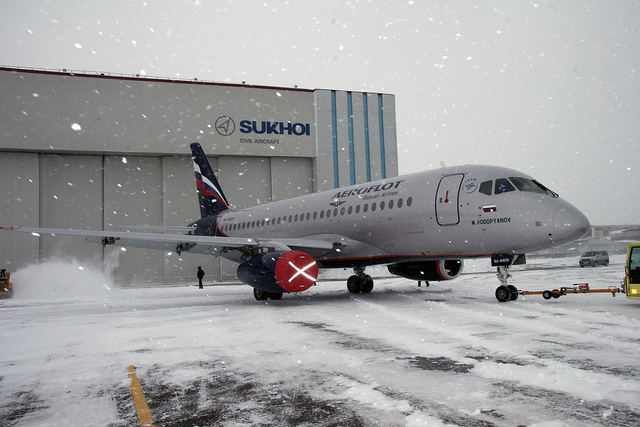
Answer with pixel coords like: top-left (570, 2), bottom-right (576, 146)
top-left (313, 90), bottom-right (335, 191)
top-left (39, 155), bottom-right (104, 263)
top-left (351, 92), bottom-right (367, 184)
top-left (380, 94), bottom-right (398, 178)
top-left (334, 91), bottom-right (351, 188)
top-left (366, 93), bottom-right (383, 181)
top-left (219, 157), bottom-right (272, 208)
top-left (0, 153), bottom-right (40, 270)
top-left (271, 157), bottom-right (313, 201)
top-left (217, 156), bottom-right (273, 280)
top-left (103, 156), bottom-right (164, 284)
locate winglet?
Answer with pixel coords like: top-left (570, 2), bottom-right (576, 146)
top-left (190, 142), bottom-right (230, 218)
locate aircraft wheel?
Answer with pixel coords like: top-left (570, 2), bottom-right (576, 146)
top-left (542, 290), bottom-right (553, 300)
top-left (253, 288), bottom-right (269, 301)
top-left (347, 275), bottom-right (362, 293)
top-left (361, 276), bottom-right (374, 293)
top-left (495, 285), bottom-right (511, 303)
top-left (269, 292), bottom-right (283, 300)
top-left (508, 285), bottom-right (519, 301)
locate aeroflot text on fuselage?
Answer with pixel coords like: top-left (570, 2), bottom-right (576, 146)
top-left (331, 180), bottom-right (405, 200)
top-left (239, 120), bottom-right (311, 136)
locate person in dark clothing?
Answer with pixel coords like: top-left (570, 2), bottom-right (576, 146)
top-left (197, 266), bottom-right (205, 289)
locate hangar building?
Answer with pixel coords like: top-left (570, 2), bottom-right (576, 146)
top-left (0, 67), bottom-right (398, 284)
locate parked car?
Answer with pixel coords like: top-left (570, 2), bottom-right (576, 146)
top-left (579, 251), bottom-right (609, 267)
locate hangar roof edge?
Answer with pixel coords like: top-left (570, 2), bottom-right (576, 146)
top-left (0, 65), bottom-right (318, 93)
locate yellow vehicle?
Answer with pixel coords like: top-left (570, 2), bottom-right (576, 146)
top-left (0, 269), bottom-right (12, 299)
top-left (625, 243), bottom-right (640, 300)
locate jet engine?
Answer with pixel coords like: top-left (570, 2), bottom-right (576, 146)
top-left (387, 260), bottom-right (463, 281)
top-left (237, 250), bottom-right (318, 293)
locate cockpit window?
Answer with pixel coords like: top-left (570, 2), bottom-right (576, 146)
top-left (479, 180), bottom-right (492, 195)
top-left (509, 177), bottom-right (558, 198)
top-left (495, 178), bottom-right (515, 194)
top-left (509, 177), bottom-right (547, 194)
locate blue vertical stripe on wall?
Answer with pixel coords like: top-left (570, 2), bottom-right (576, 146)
top-left (378, 94), bottom-right (387, 179)
top-left (331, 90), bottom-right (339, 188)
top-left (363, 93), bottom-right (372, 182)
top-left (347, 92), bottom-right (356, 185)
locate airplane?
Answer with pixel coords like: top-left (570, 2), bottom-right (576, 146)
top-left (2, 142), bottom-right (590, 302)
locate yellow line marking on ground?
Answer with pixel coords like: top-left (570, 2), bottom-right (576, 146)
top-left (127, 365), bottom-right (155, 427)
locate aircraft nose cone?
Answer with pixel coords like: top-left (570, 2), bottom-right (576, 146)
top-left (552, 204), bottom-right (591, 245)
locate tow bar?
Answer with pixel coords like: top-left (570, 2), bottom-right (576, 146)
top-left (518, 283), bottom-right (623, 301)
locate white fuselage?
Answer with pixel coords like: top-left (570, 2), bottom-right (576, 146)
top-left (213, 165), bottom-right (590, 267)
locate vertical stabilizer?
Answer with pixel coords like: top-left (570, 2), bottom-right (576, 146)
top-left (190, 142), bottom-right (229, 218)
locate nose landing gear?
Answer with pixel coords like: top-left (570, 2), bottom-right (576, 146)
top-left (492, 254), bottom-right (526, 302)
top-left (495, 265), bottom-right (519, 302)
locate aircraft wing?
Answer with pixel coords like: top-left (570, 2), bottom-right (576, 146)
top-left (0, 226), bottom-right (334, 257)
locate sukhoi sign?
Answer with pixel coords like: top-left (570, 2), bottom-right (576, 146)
top-left (240, 120), bottom-right (311, 136)
top-left (215, 116), bottom-right (311, 137)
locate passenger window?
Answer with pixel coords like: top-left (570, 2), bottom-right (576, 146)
top-left (479, 180), bottom-right (492, 195)
top-left (398, 198), bottom-right (403, 208)
top-left (495, 178), bottom-right (515, 194)
top-left (388, 199), bottom-right (394, 209)
top-left (407, 197), bottom-right (413, 207)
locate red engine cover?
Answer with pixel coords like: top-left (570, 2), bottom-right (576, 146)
top-left (274, 251), bottom-right (318, 292)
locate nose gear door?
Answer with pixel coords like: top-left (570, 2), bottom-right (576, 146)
top-left (436, 174), bottom-right (464, 226)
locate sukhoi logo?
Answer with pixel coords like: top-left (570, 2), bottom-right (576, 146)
top-left (240, 120), bottom-right (311, 136)
top-left (215, 116), bottom-right (311, 137)
top-left (215, 116), bottom-right (235, 136)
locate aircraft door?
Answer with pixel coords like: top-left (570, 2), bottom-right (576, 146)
top-left (435, 174), bottom-right (464, 226)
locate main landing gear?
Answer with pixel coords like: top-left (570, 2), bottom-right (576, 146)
top-left (253, 288), bottom-right (283, 301)
top-left (347, 267), bottom-right (374, 294)
top-left (494, 265), bottom-right (519, 302)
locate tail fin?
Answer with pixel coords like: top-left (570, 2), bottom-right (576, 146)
top-left (190, 142), bottom-right (230, 218)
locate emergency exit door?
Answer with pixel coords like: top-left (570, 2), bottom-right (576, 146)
top-left (435, 174), bottom-right (464, 226)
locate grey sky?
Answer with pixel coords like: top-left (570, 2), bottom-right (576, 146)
top-left (1, 1), bottom-right (638, 224)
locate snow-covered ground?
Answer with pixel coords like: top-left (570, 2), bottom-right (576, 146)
top-left (1, 255), bottom-right (639, 426)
